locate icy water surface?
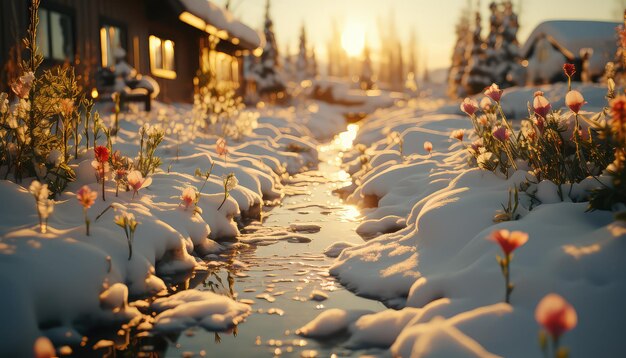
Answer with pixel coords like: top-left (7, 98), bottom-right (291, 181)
top-left (83, 124), bottom-right (384, 357)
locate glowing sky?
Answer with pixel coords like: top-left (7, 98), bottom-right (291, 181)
top-left (215, 0), bottom-right (621, 71)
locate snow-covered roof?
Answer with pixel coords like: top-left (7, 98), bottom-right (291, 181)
top-left (177, 0), bottom-right (263, 51)
top-left (521, 20), bottom-right (619, 74)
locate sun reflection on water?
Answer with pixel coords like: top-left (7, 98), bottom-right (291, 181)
top-left (334, 124), bottom-right (359, 151)
top-left (339, 204), bottom-right (361, 222)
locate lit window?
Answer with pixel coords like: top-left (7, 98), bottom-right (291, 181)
top-left (36, 7), bottom-right (74, 62)
top-left (149, 35), bottom-right (176, 79)
top-left (100, 24), bottom-right (125, 68)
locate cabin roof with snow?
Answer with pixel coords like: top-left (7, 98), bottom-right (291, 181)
top-left (521, 20), bottom-right (619, 74)
top-left (174, 0), bottom-right (263, 51)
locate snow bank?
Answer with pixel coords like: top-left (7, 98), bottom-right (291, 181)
top-left (324, 83), bottom-right (626, 357)
top-left (152, 290), bottom-right (251, 332)
top-left (0, 101), bottom-right (318, 356)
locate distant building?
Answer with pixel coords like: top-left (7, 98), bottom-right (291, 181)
top-left (0, 0), bottom-right (263, 103)
top-left (521, 20), bottom-right (619, 85)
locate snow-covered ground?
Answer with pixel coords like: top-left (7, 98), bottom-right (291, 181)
top-left (0, 100), bottom-right (335, 356)
top-left (298, 82), bottom-right (626, 357)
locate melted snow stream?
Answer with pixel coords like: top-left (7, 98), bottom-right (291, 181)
top-left (95, 125), bottom-right (384, 357)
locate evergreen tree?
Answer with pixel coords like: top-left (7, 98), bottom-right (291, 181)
top-left (360, 43), bottom-right (374, 90)
top-left (308, 47), bottom-right (318, 78)
top-left (254, 0), bottom-right (286, 98)
top-left (485, 2), bottom-right (501, 69)
top-left (408, 30), bottom-right (418, 78)
top-left (494, 0), bottom-right (522, 86)
top-left (283, 43), bottom-right (294, 82)
top-left (462, 12), bottom-right (491, 94)
top-left (296, 24), bottom-right (309, 81)
top-left (447, 11), bottom-right (470, 98)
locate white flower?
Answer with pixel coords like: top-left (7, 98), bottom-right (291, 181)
top-left (224, 173), bottom-right (238, 191)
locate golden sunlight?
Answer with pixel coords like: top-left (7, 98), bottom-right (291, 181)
top-left (341, 21), bottom-right (365, 57)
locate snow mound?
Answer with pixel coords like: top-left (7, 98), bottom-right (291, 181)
top-left (152, 290), bottom-right (251, 333)
top-left (296, 308), bottom-right (373, 338)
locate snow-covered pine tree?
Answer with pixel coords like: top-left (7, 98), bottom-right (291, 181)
top-left (447, 11), bottom-right (471, 98)
top-left (308, 47), bottom-right (318, 79)
top-left (493, 0), bottom-right (523, 87)
top-left (296, 24), bottom-right (309, 82)
top-left (405, 31), bottom-right (419, 93)
top-left (360, 43), bottom-right (374, 90)
top-left (282, 43), bottom-right (294, 83)
top-left (462, 12), bottom-right (491, 94)
top-left (254, 0), bottom-right (286, 99)
top-left (485, 1), bottom-right (501, 70)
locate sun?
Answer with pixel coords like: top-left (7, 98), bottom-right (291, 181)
top-left (341, 21), bottom-right (365, 57)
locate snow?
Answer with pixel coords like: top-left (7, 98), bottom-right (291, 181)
top-left (179, 0), bottom-right (262, 50)
top-left (295, 308), bottom-right (373, 338)
top-left (152, 289), bottom-right (251, 332)
top-left (323, 241), bottom-right (357, 258)
top-left (312, 81), bottom-right (626, 357)
top-left (0, 100), bottom-right (319, 356)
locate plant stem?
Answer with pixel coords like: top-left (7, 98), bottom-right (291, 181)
top-left (101, 168), bottom-right (106, 201)
top-left (83, 208), bottom-right (89, 236)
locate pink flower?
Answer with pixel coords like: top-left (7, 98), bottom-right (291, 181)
top-left (492, 126), bottom-right (510, 142)
top-left (114, 168), bottom-right (127, 182)
top-left (91, 160), bottom-right (110, 180)
top-left (533, 91), bottom-right (551, 118)
top-left (484, 84), bottom-right (503, 103)
top-left (33, 336), bottom-right (55, 358)
top-left (565, 90), bottom-right (585, 114)
top-left (489, 229), bottom-right (528, 256)
top-left (451, 129), bottom-right (464, 141)
top-left (535, 293), bottom-right (577, 339)
top-left (127, 170), bottom-right (152, 197)
top-left (480, 97), bottom-right (492, 111)
top-left (423, 141), bottom-right (433, 154)
top-left (216, 137), bottom-right (228, 156)
top-left (180, 187), bottom-right (197, 209)
top-left (11, 72), bottom-right (34, 99)
top-left (563, 63), bottom-right (576, 78)
top-left (59, 98), bottom-right (74, 117)
top-left (470, 138), bottom-right (483, 153)
top-left (460, 98), bottom-right (478, 116)
top-left (76, 186), bottom-right (97, 209)
top-left (94, 146), bottom-right (110, 163)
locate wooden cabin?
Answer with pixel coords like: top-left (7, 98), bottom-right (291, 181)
top-left (0, 0), bottom-right (263, 103)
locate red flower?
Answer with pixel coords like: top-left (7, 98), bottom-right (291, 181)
top-left (610, 95), bottom-right (626, 134)
top-left (489, 229), bottom-right (528, 256)
top-left (563, 63), bottom-right (576, 78)
top-left (535, 293), bottom-right (577, 339)
top-left (94, 146), bottom-right (110, 163)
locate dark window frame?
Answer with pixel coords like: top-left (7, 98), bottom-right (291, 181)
top-left (37, 2), bottom-right (76, 65)
top-left (98, 17), bottom-right (129, 68)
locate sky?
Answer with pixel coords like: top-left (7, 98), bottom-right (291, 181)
top-left (214, 0), bottom-right (622, 72)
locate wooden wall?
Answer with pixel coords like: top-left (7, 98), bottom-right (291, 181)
top-left (0, 0), bottom-right (203, 103)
